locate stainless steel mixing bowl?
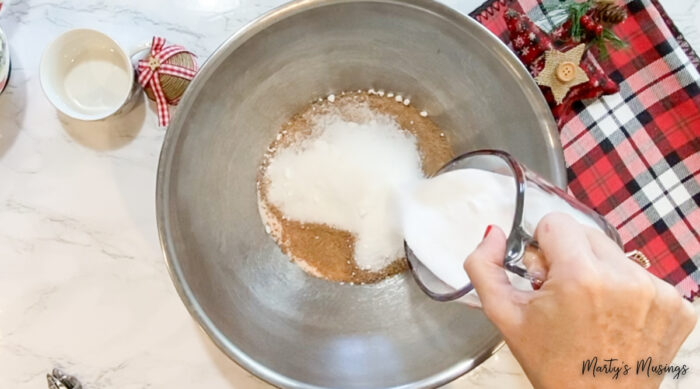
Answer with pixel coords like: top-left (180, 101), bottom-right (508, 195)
top-left (157, 0), bottom-right (566, 387)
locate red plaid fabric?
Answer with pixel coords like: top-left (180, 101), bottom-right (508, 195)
top-left (473, 0), bottom-right (700, 300)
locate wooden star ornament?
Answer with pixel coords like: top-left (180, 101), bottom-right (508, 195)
top-left (535, 44), bottom-right (589, 104)
top-left (504, 9), bottom-right (619, 124)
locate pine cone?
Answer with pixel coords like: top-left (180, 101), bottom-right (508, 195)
top-left (594, 1), bottom-right (627, 24)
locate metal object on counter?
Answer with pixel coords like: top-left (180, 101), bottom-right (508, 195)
top-left (47, 368), bottom-right (82, 389)
top-left (0, 26), bottom-right (10, 95)
top-left (156, 0), bottom-right (565, 388)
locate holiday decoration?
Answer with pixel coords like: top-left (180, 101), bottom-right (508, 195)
top-left (137, 36), bottom-right (198, 127)
top-left (534, 44), bottom-right (588, 104)
top-left (595, 0), bottom-right (627, 24)
top-left (144, 52), bottom-right (195, 105)
top-left (505, 8), bottom-right (619, 121)
top-left (547, 0), bottom-right (627, 58)
top-left (474, 0), bottom-right (700, 302)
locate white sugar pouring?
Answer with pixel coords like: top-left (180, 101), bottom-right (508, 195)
top-left (264, 104), bottom-right (424, 273)
top-left (398, 150), bottom-right (637, 305)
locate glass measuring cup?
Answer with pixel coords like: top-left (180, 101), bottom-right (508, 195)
top-left (404, 150), bottom-right (648, 302)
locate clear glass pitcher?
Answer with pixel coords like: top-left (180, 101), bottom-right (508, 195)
top-left (405, 150), bottom-right (648, 303)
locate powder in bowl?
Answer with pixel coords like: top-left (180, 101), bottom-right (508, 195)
top-left (257, 91), bottom-right (454, 284)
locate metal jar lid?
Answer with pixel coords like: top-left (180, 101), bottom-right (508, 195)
top-left (0, 25), bottom-right (9, 94)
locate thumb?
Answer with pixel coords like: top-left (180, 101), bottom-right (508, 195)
top-left (464, 225), bottom-right (524, 325)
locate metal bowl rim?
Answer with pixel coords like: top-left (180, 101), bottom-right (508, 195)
top-left (156, 0), bottom-right (564, 387)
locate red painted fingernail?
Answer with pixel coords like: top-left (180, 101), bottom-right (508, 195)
top-left (483, 225), bottom-right (493, 239)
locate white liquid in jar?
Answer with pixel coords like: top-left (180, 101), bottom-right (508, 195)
top-left (62, 49), bottom-right (130, 115)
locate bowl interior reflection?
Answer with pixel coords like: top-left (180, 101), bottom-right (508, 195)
top-left (157, 0), bottom-right (565, 388)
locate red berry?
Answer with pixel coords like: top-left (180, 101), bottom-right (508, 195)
top-left (580, 14), bottom-right (593, 29)
top-left (594, 24), bottom-right (604, 36)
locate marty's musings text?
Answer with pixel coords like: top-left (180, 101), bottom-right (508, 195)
top-left (581, 356), bottom-right (689, 380)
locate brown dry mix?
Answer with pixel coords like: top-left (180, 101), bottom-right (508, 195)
top-left (257, 91), bottom-right (454, 284)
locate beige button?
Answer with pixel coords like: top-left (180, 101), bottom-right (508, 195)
top-left (556, 61), bottom-right (577, 82)
top-left (148, 56), bottom-right (161, 71)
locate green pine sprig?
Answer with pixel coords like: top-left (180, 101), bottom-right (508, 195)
top-left (594, 28), bottom-right (627, 59)
top-left (567, 1), bottom-right (593, 41)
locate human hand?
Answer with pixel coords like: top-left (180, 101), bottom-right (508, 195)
top-left (464, 212), bottom-right (697, 389)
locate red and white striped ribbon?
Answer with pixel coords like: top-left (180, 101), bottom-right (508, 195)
top-left (138, 36), bottom-right (198, 127)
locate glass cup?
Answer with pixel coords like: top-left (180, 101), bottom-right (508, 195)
top-left (405, 149), bottom-right (648, 303)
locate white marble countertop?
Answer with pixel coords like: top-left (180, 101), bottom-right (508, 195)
top-left (0, 0), bottom-right (698, 388)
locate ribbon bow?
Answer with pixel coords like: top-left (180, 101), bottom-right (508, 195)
top-left (138, 36), bottom-right (198, 127)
